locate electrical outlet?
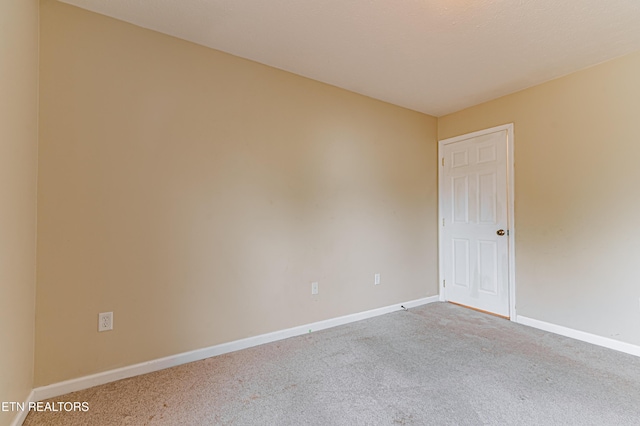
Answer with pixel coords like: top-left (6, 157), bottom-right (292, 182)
top-left (311, 281), bottom-right (319, 295)
top-left (374, 273), bottom-right (381, 285)
top-left (98, 312), bottom-right (113, 332)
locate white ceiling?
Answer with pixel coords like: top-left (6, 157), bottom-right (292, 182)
top-left (58, 0), bottom-right (640, 116)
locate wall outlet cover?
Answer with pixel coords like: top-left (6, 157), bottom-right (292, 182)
top-left (98, 312), bottom-right (113, 332)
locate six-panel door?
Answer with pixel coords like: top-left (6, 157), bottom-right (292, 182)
top-left (441, 130), bottom-right (509, 317)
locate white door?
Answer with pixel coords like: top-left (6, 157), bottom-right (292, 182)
top-left (440, 128), bottom-right (511, 317)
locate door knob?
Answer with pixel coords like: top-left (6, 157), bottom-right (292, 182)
top-left (497, 229), bottom-right (506, 236)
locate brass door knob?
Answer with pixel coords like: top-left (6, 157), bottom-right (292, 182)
top-left (497, 229), bottom-right (506, 236)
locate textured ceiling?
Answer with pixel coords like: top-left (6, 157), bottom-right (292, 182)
top-left (58, 0), bottom-right (640, 116)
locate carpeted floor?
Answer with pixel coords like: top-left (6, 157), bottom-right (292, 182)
top-left (24, 302), bottom-right (640, 425)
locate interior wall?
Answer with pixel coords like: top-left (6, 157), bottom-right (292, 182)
top-left (439, 51), bottom-right (640, 347)
top-left (36, 0), bottom-right (438, 386)
top-left (0, 0), bottom-right (39, 423)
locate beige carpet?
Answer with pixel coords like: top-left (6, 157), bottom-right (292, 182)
top-left (23, 302), bottom-right (640, 425)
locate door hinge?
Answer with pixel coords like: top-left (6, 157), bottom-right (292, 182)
top-left (442, 218), bottom-right (445, 227)
top-left (443, 279), bottom-right (446, 288)
top-left (441, 157), bottom-right (444, 166)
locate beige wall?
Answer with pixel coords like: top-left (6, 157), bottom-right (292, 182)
top-left (439, 51), bottom-right (640, 346)
top-left (0, 0), bottom-right (39, 424)
top-left (36, 0), bottom-right (438, 386)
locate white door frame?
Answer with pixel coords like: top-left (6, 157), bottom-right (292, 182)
top-left (438, 123), bottom-right (517, 321)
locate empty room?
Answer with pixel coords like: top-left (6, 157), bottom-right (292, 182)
top-left (2, 0), bottom-right (640, 425)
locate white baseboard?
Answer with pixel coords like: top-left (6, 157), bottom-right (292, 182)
top-left (31, 296), bottom-right (438, 403)
top-left (9, 390), bottom-right (35, 426)
top-left (516, 315), bottom-right (640, 358)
